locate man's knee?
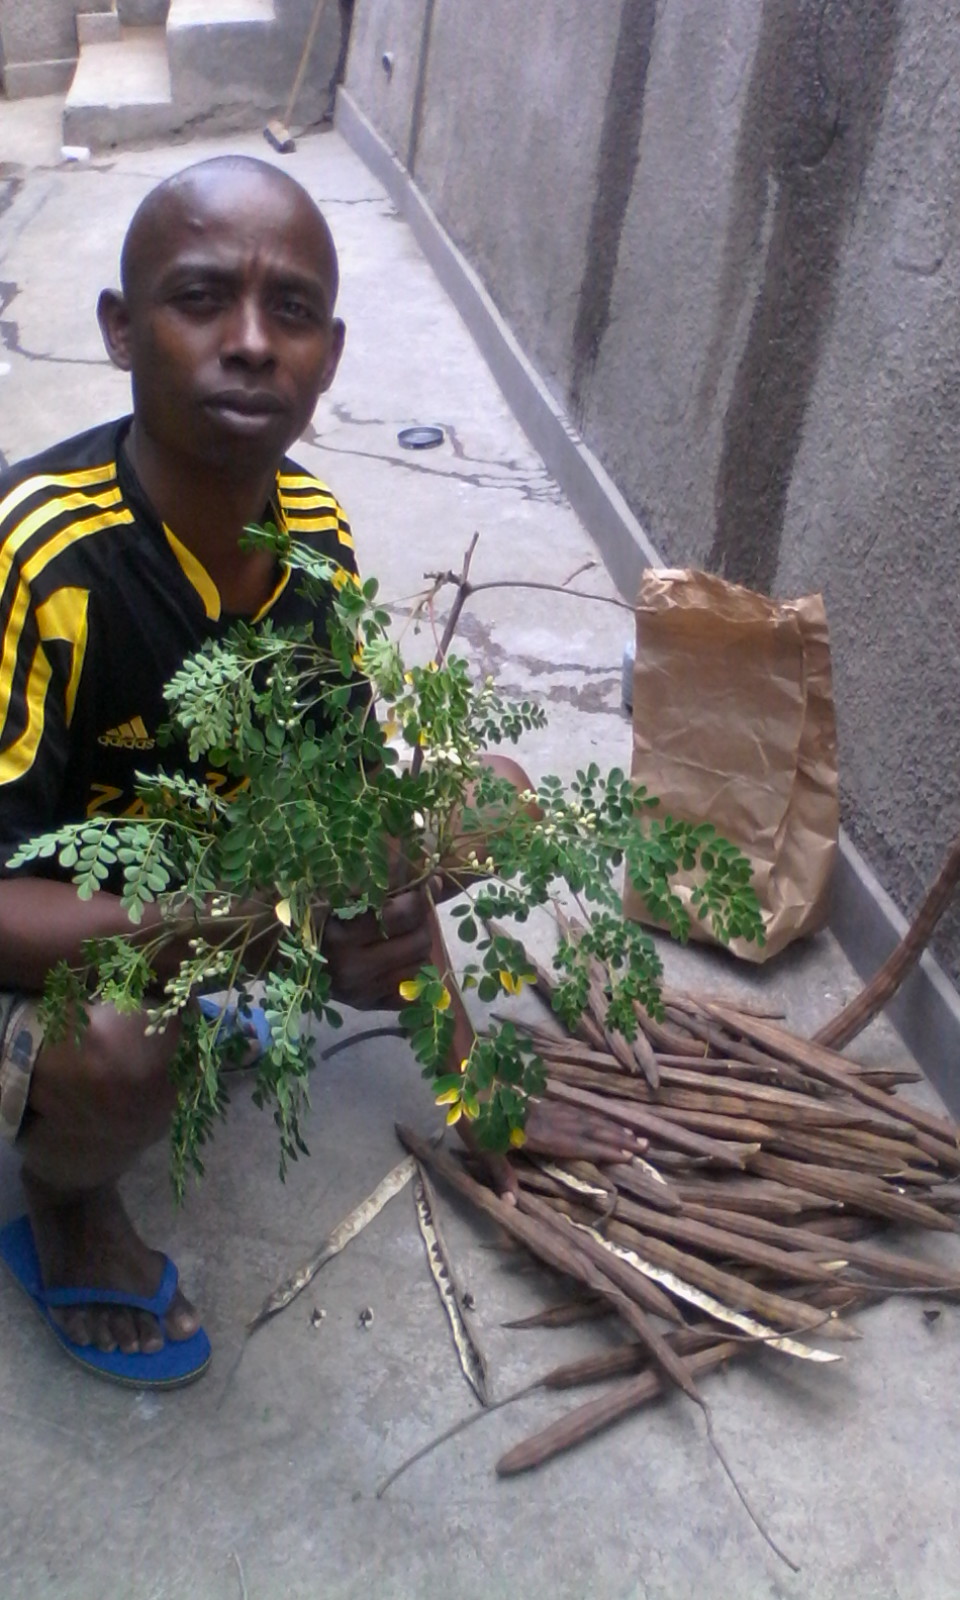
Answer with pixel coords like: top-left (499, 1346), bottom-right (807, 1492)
top-left (29, 1004), bottom-right (179, 1148)
top-left (89, 1008), bottom-right (179, 1131)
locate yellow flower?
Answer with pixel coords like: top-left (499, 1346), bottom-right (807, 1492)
top-left (435, 985), bottom-right (451, 1012)
top-left (398, 978), bottom-right (422, 1001)
top-left (509, 1126), bottom-right (527, 1148)
top-left (498, 970), bottom-right (536, 997)
top-left (435, 1073), bottom-right (479, 1126)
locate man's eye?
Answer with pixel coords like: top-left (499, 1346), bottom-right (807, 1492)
top-left (278, 298), bottom-right (317, 323)
top-left (175, 287), bottom-right (222, 309)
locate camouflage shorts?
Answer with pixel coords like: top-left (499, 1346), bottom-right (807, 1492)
top-left (0, 993), bottom-right (43, 1143)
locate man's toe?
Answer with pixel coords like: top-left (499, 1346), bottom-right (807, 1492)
top-left (134, 1310), bottom-right (163, 1353)
top-left (91, 1310), bottom-right (119, 1353)
top-left (163, 1289), bottom-right (201, 1342)
top-left (110, 1307), bottom-right (141, 1354)
top-left (57, 1306), bottom-right (93, 1347)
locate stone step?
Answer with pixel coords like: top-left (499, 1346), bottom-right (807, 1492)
top-left (63, 26), bottom-right (176, 150)
top-left (76, 11), bottom-right (122, 47)
top-left (61, 0), bottom-right (341, 150)
top-left (165, 0), bottom-right (330, 132)
top-left (118, 1), bottom-right (170, 22)
top-left (167, 0), bottom-right (275, 21)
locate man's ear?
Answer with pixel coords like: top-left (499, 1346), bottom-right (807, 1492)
top-left (97, 289), bottom-right (134, 372)
top-left (317, 318), bottom-right (346, 395)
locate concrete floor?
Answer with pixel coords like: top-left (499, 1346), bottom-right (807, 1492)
top-left (1, 98), bottom-right (959, 1600)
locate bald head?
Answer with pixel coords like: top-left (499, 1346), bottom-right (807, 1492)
top-left (119, 156), bottom-right (340, 310)
top-left (98, 153), bottom-right (346, 479)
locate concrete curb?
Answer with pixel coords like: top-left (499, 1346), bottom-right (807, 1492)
top-left (336, 87), bottom-right (960, 1107)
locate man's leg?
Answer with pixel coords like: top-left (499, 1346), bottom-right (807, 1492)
top-left (15, 1004), bottom-right (200, 1355)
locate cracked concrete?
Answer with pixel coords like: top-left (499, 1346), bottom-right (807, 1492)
top-left (1, 100), bottom-right (959, 1600)
top-left (301, 413), bottom-right (566, 507)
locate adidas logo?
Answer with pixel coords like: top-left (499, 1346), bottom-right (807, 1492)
top-left (98, 715), bottom-right (155, 750)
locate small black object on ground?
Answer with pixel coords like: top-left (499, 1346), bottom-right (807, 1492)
top-left (398, 426), bottom-right (445, 450)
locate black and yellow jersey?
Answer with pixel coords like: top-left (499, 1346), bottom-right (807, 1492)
top-left (0, 417), bottom-right (358, 875)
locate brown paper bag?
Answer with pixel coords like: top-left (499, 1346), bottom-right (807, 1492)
top-left (623, 568), bottom-right (838, 962)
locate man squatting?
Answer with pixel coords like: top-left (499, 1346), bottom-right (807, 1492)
top-left (0, 156), bottom-right (532, 1383)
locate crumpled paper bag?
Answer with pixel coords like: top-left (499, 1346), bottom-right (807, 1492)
top-left (623, 568), bottom-right (838, 962)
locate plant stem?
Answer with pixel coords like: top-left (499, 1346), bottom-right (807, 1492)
top-left (815, 827), bottom-right (960, 1051)
top-left (410, 533), bottom-right (481, 782)
top-left (465, 579), bottom-right (632, 611)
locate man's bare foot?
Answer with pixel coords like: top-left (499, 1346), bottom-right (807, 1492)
top-left (21, 1172), bottom-right (200, 1356)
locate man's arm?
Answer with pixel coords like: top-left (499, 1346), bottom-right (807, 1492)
top-left (0, 878), bottom-right (222, 992)
top-left (0, 874), bottom-right (435, 1010)
top-left (0, 754), bottom-right (536, 1000)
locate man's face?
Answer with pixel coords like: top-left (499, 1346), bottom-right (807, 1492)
top-left (100, 169), bottom-right (345, 471)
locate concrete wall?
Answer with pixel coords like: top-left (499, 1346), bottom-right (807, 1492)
top-left (167, 0), bottom-right (347, 128)
top-left (345, 0), bottom-right (960, 984)
top-left (0, 0), bottom-right (105, 95)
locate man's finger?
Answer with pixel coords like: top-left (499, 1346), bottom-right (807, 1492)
top-left (378, 885), bottom-right (431, 939)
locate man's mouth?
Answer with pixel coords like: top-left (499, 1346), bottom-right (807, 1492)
top-left (204, 391), bottom-right (286, 418)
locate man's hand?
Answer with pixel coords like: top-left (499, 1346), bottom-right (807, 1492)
top-left (321, 881), bottom-right (437, 1010)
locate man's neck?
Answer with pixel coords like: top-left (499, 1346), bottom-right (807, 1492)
top-left (125, 422), bottom-right (282, 612)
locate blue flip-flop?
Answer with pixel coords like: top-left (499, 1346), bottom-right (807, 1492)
top-left (0, 1215), bottom-right (211, 1388)
top-left (197, 996), bottom-right (272, 1067)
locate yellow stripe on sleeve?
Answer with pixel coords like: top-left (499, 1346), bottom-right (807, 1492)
top-left (277, 491), bottom-right (338, 510)
top-left (0, 464), bottom-right (119, 532)
top-left (35, 586), bottom-right (90, 726)
top-left (277, 473), bottom-right (336, 493)
top-left (0, 487), bottom-right (124, 635)
top-left (282, 515), bottom-right (340, 535)
top-left (0, 640), bottom-right (51, 784)
top-left (0, 506), bottom-right (133, 744)
top-left (277, 475), bottom-right (354, 550)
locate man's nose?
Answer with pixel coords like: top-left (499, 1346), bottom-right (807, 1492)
top-left (221, 296), bottom-right (275, 366)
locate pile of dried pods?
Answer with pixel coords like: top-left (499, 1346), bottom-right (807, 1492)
top-left (398, 920), bottom-right (960, 1477)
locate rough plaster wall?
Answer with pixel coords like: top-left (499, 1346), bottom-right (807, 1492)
top-left (774, 0), bottom-right (960, 975)
top-left (0, 0), bottom-right (84, 64)
top-left (578, 1), bottom-right (760, 569)
top-left (407, 0), bottom-right (620, 401)
top-left (346, 0), bottom-right (960, 983)
top-left (344, 0), bottom-right (429, 163)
